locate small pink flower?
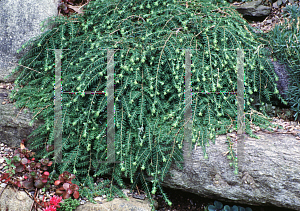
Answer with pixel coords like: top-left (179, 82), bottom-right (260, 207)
top-left (50, 195), bottom-right (62, 207)
top-left (42, 205), bottom-right (56, 211)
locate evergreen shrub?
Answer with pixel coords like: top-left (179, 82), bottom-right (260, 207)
top-left (6, 0), bottom-right (284, 209)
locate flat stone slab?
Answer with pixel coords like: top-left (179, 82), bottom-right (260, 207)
top-left (75, 198), bottom-right (154, 211)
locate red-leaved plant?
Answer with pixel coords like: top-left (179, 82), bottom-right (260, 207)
top-left (0, 143), bottom-right (53, 190)
top-left (42, 195), bottom-right (62, 211)
top-left (0, 139), bottom-right (80, 210)
top-left (54, 171), bottom-right (80, 199)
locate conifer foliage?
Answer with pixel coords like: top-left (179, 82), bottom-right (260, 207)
top-left (259, 3), bottom-right (300, 121)
top-left (8, 0), bottom-right (282, 209)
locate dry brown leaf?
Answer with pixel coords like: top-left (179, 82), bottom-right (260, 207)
top-left (67, 0), bottom-right (92, 15)
top-left (68, 5), bottom-right (85, 14)
top-left (20, 142), bottom-right (25, 150)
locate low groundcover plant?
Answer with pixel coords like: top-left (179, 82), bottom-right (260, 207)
top-left (42, 195), bottom-right (62, 211)
top-left (0, 140), bottom-right (80, 210)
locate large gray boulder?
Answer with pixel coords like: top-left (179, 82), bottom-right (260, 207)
top-left (141, 130), bottom-right (300, 210)
top-left (0, 0), bottom-right (59, 147)
top-left (0, 0), bottom-right (59, 83)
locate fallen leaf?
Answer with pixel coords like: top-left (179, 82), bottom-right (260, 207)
top-left (68, 5), bottom-right (84, 14)
top-left (20, 142), bottom-right (25, 150)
